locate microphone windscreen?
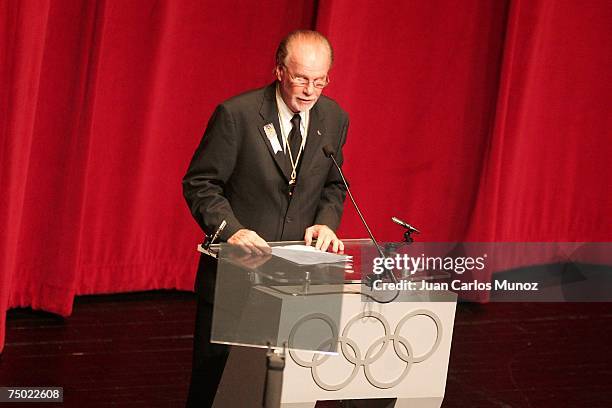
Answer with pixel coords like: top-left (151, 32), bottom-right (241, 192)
top-left (322, 145), bottom-right (335, 157)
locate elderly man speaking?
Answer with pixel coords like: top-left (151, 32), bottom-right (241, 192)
top-left (183, 30), bottom-right (349, 407)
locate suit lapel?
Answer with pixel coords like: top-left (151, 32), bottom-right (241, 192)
top-left (300, 102), bottom-right (326, 174)
top-left (258, 84), bottom-right (291, 181)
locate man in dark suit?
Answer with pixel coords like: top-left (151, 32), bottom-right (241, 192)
top-left (182, 30), bottom-right (349, 407)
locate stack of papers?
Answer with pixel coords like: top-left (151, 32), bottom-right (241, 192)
top-left (271, 245), bottom-right (352, 265)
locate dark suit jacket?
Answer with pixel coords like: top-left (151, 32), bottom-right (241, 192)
top-left (183, 82), bottom-right (349, 244)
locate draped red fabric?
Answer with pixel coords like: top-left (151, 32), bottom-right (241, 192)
top-left (321, 0), bottom-right (510, 241)
top-left (464, 0), bottom-right (612, 242)
top-left (0, 0), bottom-right (316, 352)
top-left (1, 0), bottom-right (610, 351)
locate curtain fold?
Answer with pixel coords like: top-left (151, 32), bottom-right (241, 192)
top-left (1, 0), bottom-right (610, 351)
top-left (1, 0), bottom-right (54, 354)
top-left (318, 0), bottom-right (511, 241)
top-left (466, 0), bottom-right (612, 241)
top-left (0, 0), bottom-right (317, 352)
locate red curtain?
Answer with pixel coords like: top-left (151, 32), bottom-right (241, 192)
top-left (1, 0), bottom-right (610, 351)
top-left (464, 0), bottom-right (612, 241)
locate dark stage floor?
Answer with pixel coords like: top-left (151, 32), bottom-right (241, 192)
top-left (1, 291), bottom-right (611, 407)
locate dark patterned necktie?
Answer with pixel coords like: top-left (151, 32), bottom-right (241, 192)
top-left (288, 113), bottom-right (302, 163)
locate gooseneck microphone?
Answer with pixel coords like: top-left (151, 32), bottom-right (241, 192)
top-left (322, 145), bottom-right (386, 260)
top-left (323, 145), bottom-right (401, 303)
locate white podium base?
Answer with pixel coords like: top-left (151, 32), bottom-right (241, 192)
top-left (214, 285), bottom-right (456, 408)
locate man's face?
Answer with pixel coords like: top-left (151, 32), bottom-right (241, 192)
top-left (275, 40), bottom-right (331, 113)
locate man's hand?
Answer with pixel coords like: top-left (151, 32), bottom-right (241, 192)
top-left (228, 229), bottom-right (271, 255)
top-left (304, 225), bottom-right (344, 253)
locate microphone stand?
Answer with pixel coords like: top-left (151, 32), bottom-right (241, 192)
top-left (323, 147), bottom-right (399, 295)
top-left (327, 153), bottom-right (387, 261)
top-left (391, 216), bottom-right (420, 243)
top-left (263, 343), bottom-right (285, 408)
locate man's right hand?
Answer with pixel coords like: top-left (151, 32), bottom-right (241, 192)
top-left (227, 229), bottom-right (271, 255)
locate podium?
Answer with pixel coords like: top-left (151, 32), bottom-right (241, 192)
top-left (203, 239), bottom-right (457, 408)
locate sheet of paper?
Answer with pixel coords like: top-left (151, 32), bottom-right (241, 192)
top-left (271, 244), bottom-right (352, 265)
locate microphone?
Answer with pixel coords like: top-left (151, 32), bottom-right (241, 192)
top-left (391, 216), bottom-right (420, 234)
top-left (322, 145), bottom-right (400, 302)
top-left (322, 145), bottom-right (384, 259)
top-left (203, 219), bottom-right (227, 250)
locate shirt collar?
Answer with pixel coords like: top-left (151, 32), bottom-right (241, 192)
top-left (275, 84), bottom-right (307, 126)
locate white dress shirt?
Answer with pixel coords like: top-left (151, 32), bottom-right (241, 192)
top-left (275, 85), bottom-right (309, 154)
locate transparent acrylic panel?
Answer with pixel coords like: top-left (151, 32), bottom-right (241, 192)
top-left (210, 240), bottom-right (369, 352)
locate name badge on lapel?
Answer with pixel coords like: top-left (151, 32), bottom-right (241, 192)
top-left (264, 123), bottom-right (282, 154)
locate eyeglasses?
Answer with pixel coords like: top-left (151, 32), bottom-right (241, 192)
top-left (282, 65), bottom-right (330, 89)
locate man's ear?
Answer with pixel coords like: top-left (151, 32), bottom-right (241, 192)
top-left (274, 65), bottom-right (282, 82)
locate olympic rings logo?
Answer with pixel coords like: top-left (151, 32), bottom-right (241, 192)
top-left (288, 310), bottom-right (442, 390)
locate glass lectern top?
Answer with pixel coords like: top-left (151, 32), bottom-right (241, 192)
top-left (208, 239), bottom-right (457, 352)
top-left (210, 240), bottom-right (356, 353)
